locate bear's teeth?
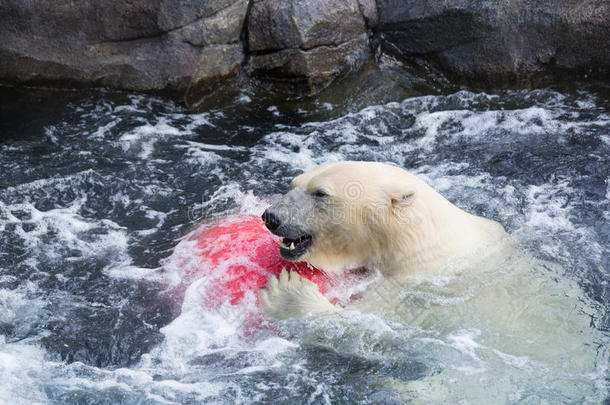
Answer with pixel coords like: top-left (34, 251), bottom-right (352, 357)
top-left (290, 242), bottom-right (295, 250)
top-left (280, 240), bottom-right (287, 248)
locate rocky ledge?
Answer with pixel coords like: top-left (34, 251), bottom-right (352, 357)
top-left (0, 0), bottom-right (608, 102)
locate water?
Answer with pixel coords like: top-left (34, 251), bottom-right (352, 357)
top-left (0, 68), bottom-right (608, 404)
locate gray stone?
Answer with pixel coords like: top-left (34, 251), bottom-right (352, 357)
top-left (247, 0), bottom-right (302, 51)
top-left (157, 0), bottom-right (236, 31)
top-left (185, 44), bottom-right (244, 105)
top-left (0, 0), bottom-right (164, 43)
top-left (247, 0), bottom-right (369, 88)
top-left (250, 36), bottom-right (369, 87)
top-left (357, 0), bottom-right (378, 29)
top-left (1, 0), bottom-right (606, 95)
top-left (376, 0), bottom-right (610, 82)
top-left (179, 0), bottom-right (249, 46)
top-left (190, 44), bottom-right (244, 84)
top-left (0, 0), bottom-right (248, 92)
top-left (248, 0), bottom-right (367, 51)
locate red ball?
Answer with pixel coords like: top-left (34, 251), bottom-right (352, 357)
top-left (193, 215), bottom-right (331, 308)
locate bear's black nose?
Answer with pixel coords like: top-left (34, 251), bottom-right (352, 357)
top-left (262, 209), bottom-right (281, 232)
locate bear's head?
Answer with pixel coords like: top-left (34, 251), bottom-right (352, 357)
top-left (262, 161), bottom-right (429, 274)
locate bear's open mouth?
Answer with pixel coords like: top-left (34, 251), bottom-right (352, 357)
top-left (278, 234), bottom-right (312, 261)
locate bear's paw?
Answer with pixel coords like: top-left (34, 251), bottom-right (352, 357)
top-left (260, 268), bottom-right (338, 320)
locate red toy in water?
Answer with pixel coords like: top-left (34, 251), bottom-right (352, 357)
top-left (193, 215), bottom-right (332, 308)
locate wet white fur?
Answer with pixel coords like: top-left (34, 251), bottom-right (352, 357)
top-left (260, 161), bottom-right (507, 318)
top-left (259, 268), bottom-right (339, 320)
top-left (259, 161), bottom-right (605, 402)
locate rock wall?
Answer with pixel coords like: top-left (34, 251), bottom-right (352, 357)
top-left (0, 0), bottom-right (248, 93)
top-left (0, 0), bottom-right (608, 98)
top-left (246, 0), bottom-right (370, 88)
top-left (376, 0), bottom-right (610, 84)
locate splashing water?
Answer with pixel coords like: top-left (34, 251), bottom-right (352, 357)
top-left (0, 82), bottom-right (608, 404)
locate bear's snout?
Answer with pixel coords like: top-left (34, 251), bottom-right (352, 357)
top-left (262, 206), bottom-right (313, 261)
top-left (262, 209), bottom-right (281, 232)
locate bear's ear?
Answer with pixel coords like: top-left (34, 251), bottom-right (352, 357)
top-left (390, 188), bottom-right (415, 207)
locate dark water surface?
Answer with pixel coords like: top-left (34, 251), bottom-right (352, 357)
top-left (0, 68), bottom-right (608, 403)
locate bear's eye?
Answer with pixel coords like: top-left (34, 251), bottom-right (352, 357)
top-left (312, 189), bottom-right (329, 199)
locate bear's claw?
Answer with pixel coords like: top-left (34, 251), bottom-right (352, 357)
top-left (260, 268), bottom-right (338, 320)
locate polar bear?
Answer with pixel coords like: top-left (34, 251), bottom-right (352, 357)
top-left (257, 161), bottom-right (607, 402)
top-left (259, 160), bottom-right (507, 319)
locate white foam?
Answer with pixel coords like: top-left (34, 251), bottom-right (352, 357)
top-left (452, 365), bottom-right (486, 375)
top-left (525, 181), bottom-right (579, 233)
top-left (253, 337), bottom-right (298, 356)
top-left (89, 120), bottom-right (117, 139)
top-left (238, 94), bottom-right (252, 104)
top-left (266, 106), bottom-right (280, 117)
top-left (447, 329), bottom-right (483, 361)
top-left (116, 113), bottom-right (218, 160)
top-left (307, 383), bottom-right (331, 405)
top-left (179, 140), bottom-right (248, 153)
top-left (0, 283), bottom-right (45, 339)
top-left (118, 118), bottom-right (181, 159)
top-left (184, 112), bottom-right (216, 131)
top-left (1, 199), bottom-right (128, 262)
top-left (44, 125), bottom-right (59, 144)
top-left (253, 131), bottom-right (343, 171)
top-left (1, 87), bottom-right (608, 404)
top-left (0, 342), bottom-right (49, 404)
top-left (103, 263), bottom-right (165, 282)
top-left (493, 349), bottom-right (531, 369)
